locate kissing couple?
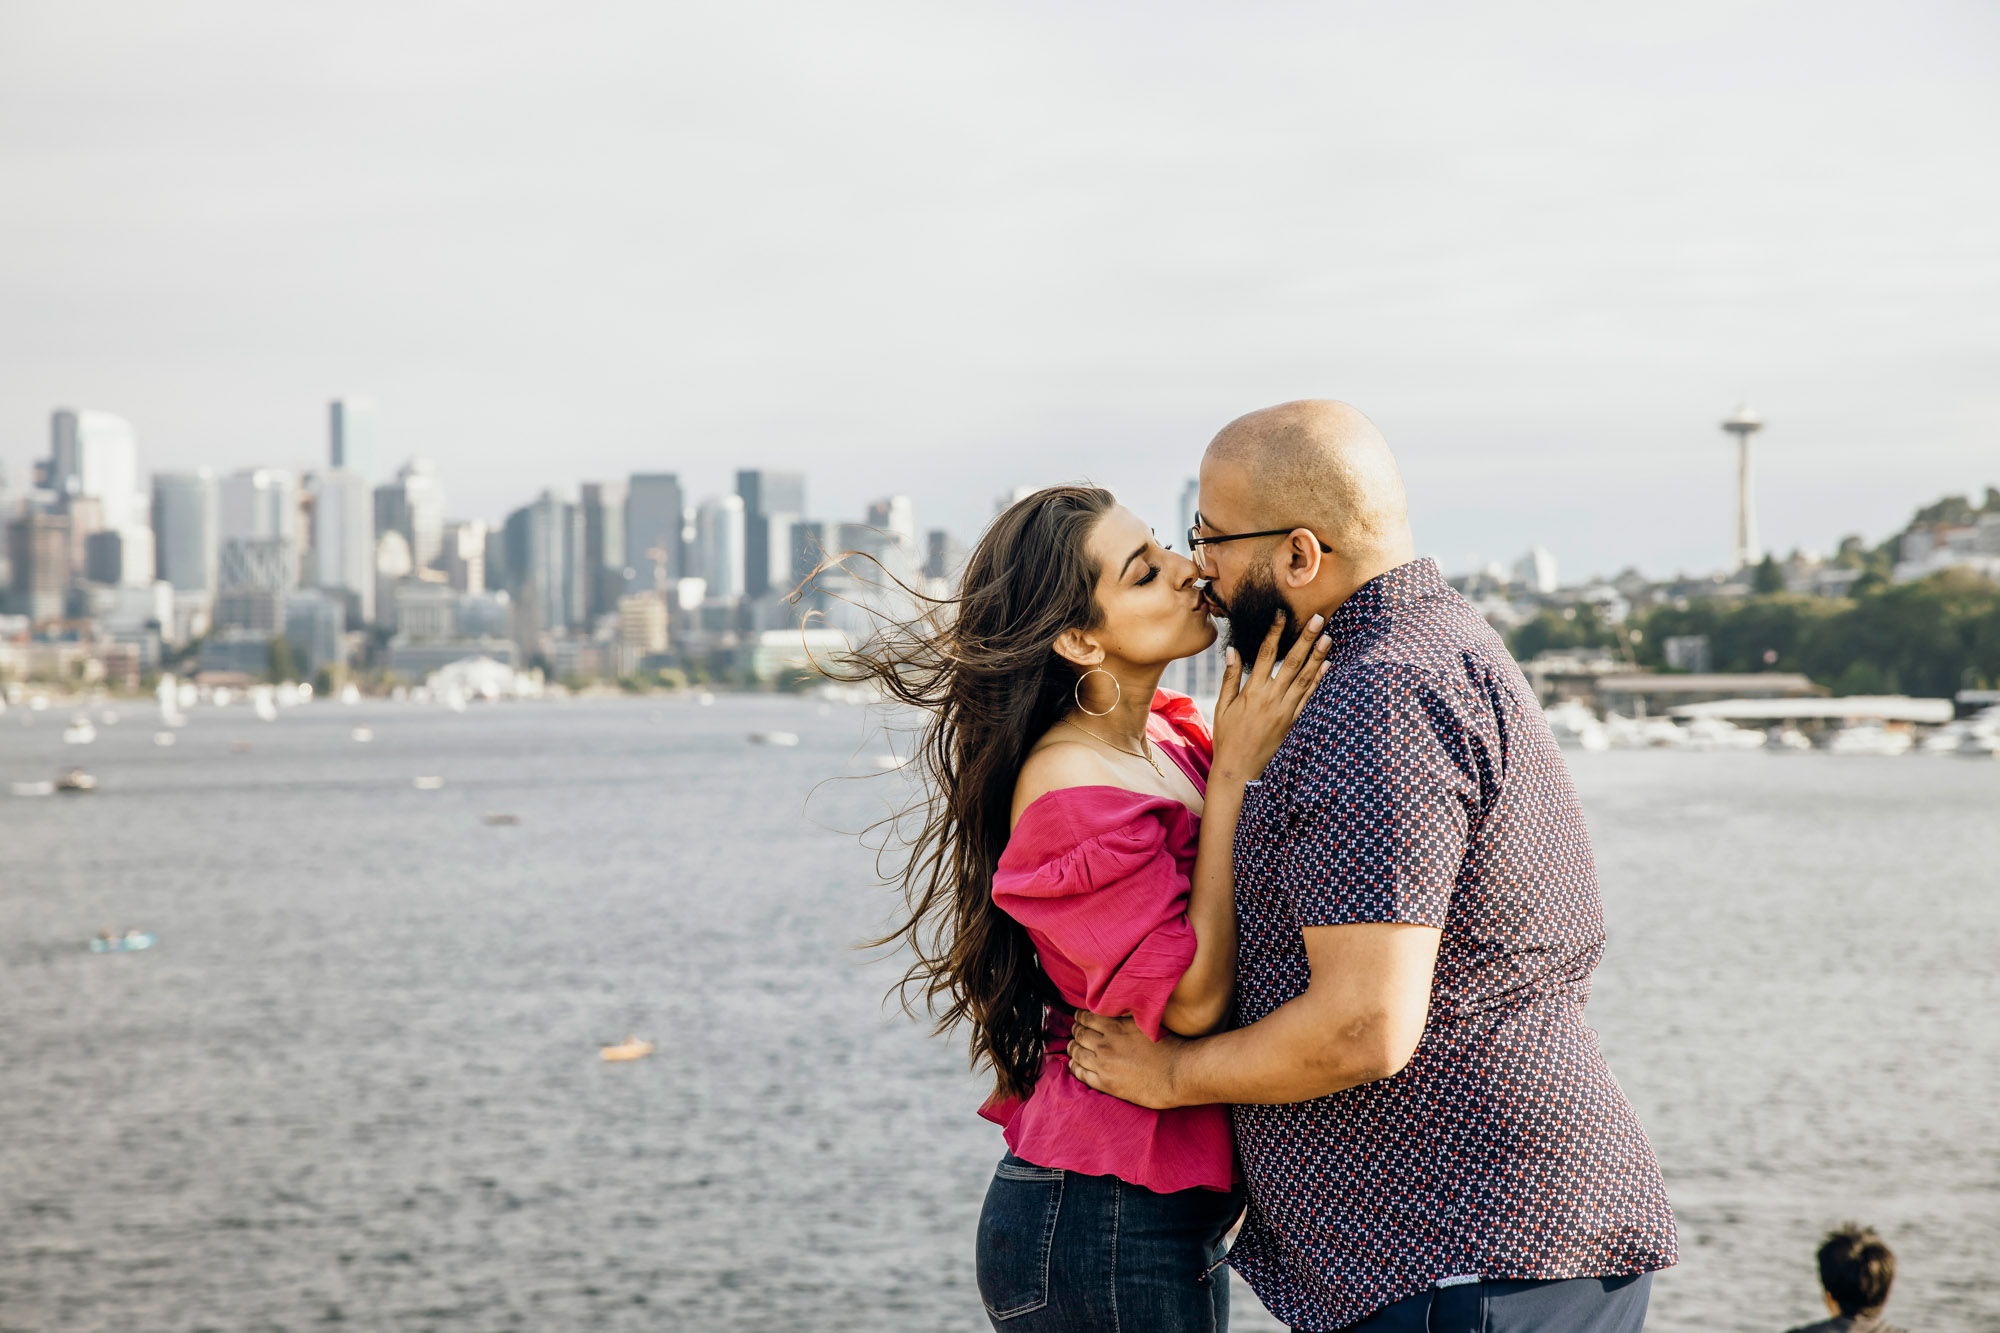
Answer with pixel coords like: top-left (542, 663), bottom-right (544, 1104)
top-left (846, 401), bottom-right (1677, 1333)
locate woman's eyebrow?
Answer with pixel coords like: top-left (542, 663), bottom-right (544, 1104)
top-left (1120, 544), bottom-right (1149, 577)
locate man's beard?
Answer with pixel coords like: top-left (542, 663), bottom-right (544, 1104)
top-left (1209, 561), bottom-right (1300, 664)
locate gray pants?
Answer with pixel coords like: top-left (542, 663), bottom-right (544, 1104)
top-left (1307, 1274), bottom-right (1653, 1333)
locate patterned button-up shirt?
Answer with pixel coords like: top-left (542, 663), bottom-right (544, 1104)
top-left (1226, 558), bottom-right (1676, 1331)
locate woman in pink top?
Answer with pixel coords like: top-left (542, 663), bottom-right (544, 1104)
top-left (841, 485), bottom-right (1329, 1331)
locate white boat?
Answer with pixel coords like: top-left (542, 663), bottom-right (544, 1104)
top-left (252, 688), bottom-right (278, 722)
top-left (62, 717), bottom-right (96, 745)
top-left (1544, 700), bottom-right (1609, 752)
top-left (1604, 714), bottom-right (1688, 749)
top-left (1682, 716), bottom-right (1767, 751)
top-left (1826, 723), bottom-right (1913, 756)
top-left (873, 753), bottom-right (909, 770)
top-left (413, 775), bottom-right (445, 790)
top-left (351, 727), bottom-right (374, 743)
top-left (340, 683), bottom-right (362, 706)
top-left (697, 691), bottom-right (717, 707)
top-left (9, 780), bottom-right (54, 797)
top-left (154, 731), bottom-right (176, 747)
top-left (749, 731), bottom-right (800, 747)
top-left (1765, 727), bottom-right (1814, 752)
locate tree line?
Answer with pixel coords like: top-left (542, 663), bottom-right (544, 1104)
top-left (1508, 569), bottom-right (2000, 698)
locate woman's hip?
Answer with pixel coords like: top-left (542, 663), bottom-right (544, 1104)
top-left (976, 1152), bottom-right (1242, 1332)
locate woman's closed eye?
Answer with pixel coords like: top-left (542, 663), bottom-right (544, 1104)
top-left (1135, 564), bottom-right (1160, 586)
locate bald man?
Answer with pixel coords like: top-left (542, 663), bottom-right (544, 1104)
top-left (1070, 402), bottom-right (1676, 1333)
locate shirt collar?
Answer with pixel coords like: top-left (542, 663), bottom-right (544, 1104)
top-left (1322, 557), bottom-right (1446, 657)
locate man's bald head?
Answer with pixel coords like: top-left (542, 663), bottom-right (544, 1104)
top-left (1202, 400), bottom-right (1411, 562)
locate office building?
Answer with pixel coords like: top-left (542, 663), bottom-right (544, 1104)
top-left (503, 490), bottom-right (585, 637)
top-left (83, 527), bottom-right (154, 587)
top-left (625, 473), bottom-right (685, 585)
top-left (152, 470), bottom-right (220, 594)
top-left (394, 582), bottom-right (460, 641)
top-left (581, 481), bottom-right (628, 617)
top-left (616, 591), bottom-right (669, 674)
top-left (737, 470), bottom-right (805, 598)
top-left (440, 520), bottom-right (489, 594)
top-left (7, 511), bottom-right (71, 622)
top-left (49, 408), bottom-right (140, 531)
top-left (694, 494), bottom-right (746, 601)
top-left (374, 459), bottom-right (445, 570)
top-left (283, 589), bottom-right (345, 678)
top-left (328, 398), bottom-right (378, 480)
top-left (1513, 546), bottom-right (1559, 594)
top-left (221, 469), bottom-right (300, 544)
top-left (309, 470), bottom-right (376, 624)
top-left (923, 529), bottom-right (963, 582)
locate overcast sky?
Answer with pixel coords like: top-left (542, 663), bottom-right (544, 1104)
top-left (2, 1), bottom-right (1995, 580)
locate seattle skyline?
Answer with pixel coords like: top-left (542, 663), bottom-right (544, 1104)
top-left (3, 2), bottom-right (1996, 580)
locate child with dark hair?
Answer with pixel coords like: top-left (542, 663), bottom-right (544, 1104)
top-left (1784, 1224), bottom-right (1907, 1333)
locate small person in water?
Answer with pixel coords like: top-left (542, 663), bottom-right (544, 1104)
top-left (1784, 1224), bottom-right (1906, 1333)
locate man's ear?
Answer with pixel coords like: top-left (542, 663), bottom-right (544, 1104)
top-left (1051, 628), bottom-right (1105, 669)
top-left (1276, 529), bottom-right (1324, 590)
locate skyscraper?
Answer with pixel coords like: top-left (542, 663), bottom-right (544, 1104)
top-left (152, 470), bottom-right (220, 594)
top-left (695, 494), bottom-right (746, 600)
top-left (329, 398), bottom-right (378, 480)
top-left (7, 511), bottom-right (71, 622)
top-left (49, 408), bottom-right (139, 531)
top-left (503, 490), bottom-right (585, 636)
top-left (737, 469), bottom-right (806, 600)
top-left (220, 468), bottom-right (300, 544)
top-left (625, 473), bottom-right (686, 585)
top-left (580, 481), bottom-right (628, 618)
top-left (310, 470), bottom-right (377, 624)
top-left (374, 459), bottom-right (445, 570)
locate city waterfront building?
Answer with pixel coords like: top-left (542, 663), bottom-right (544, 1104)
top-left (625, 473), bottom-right (686, 584)
top-left (502, 490), bottom-right (586, 638)
top-left (199, 628), bottom-right (275, 678)
top-left (373, 530), bottom-right (413, 632)
top-left (328, 398), bottom-right (378, 480)
top-left (308, 469), bottom-right (376, 624)
top-left (49, 408), bottom-right (140, 532)
top-left (220, 468), bottom-right (300, 548)
top-left (394, 581), bottom-right (460, 641)
top-left (283, 589), bottom-right (345, 679)
top-left (374, 459), bottom-right (445, 570)
top-left (439, 520), bottom-right (489, 594)
top-left (737, 470), bottom-right (805, 598)
top-left (616, 591), bottom-right (668, 674)
top-left (1513, 545), bottom-right (1559, 594)
top-left (7, 511), bottom-right (72, 622)
top-left (694, 494), bottom-right (746, 600)
top-left (581, 481), bottom-right (628, 617)
top-left (152, 470), bottom-right (220, 595)
top-left (83, 527), bottom-right (154, 588)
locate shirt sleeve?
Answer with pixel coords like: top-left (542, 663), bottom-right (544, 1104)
top-left (993, 802), bottom-right (1198, 1041)
top-left (1277, 662), bottom-right (1482, 928)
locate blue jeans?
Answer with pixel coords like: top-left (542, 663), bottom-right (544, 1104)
top-left (977, 1152), bottom-right (1244, 1331)
top-left (1302, 1273), bottom-right (1653, 1333)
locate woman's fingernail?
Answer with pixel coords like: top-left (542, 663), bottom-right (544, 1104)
top-left (1308, 614), bottom-right (1324, 631)
top-left (1318, 634), bottom-right (1331, 652)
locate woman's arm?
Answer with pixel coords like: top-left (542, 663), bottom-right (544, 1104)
top-left (1160, 614), bottom-right (1330, 1036)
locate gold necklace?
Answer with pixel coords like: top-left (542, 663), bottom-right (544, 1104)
top-left (1062, 716), bottom-right (1168, 781)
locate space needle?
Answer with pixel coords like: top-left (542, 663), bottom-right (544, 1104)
top-left (1722, 405), bottom-right (1764, 570)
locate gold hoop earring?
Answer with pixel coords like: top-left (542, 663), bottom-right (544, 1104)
top-left (1075, 668), bottom-right (1120, 717)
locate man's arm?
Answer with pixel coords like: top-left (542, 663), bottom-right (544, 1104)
top-left (1068, 920), bottom-right (1441, 1109)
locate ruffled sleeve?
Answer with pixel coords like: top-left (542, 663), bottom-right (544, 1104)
top-left (994, 789), bottom-right (1200, 1041)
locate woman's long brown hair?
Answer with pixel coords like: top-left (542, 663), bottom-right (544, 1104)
top-left (833, 485), bottom-right (1115, 1101)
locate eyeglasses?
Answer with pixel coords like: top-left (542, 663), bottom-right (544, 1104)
top-left (1185, 514), bottom-right (1332, 577)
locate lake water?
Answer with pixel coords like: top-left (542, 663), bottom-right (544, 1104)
top-left (1, 695), bottom-right (1994, 1332)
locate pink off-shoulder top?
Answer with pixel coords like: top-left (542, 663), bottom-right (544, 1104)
top-left (979, 689), bottom-right (1236, 1193)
